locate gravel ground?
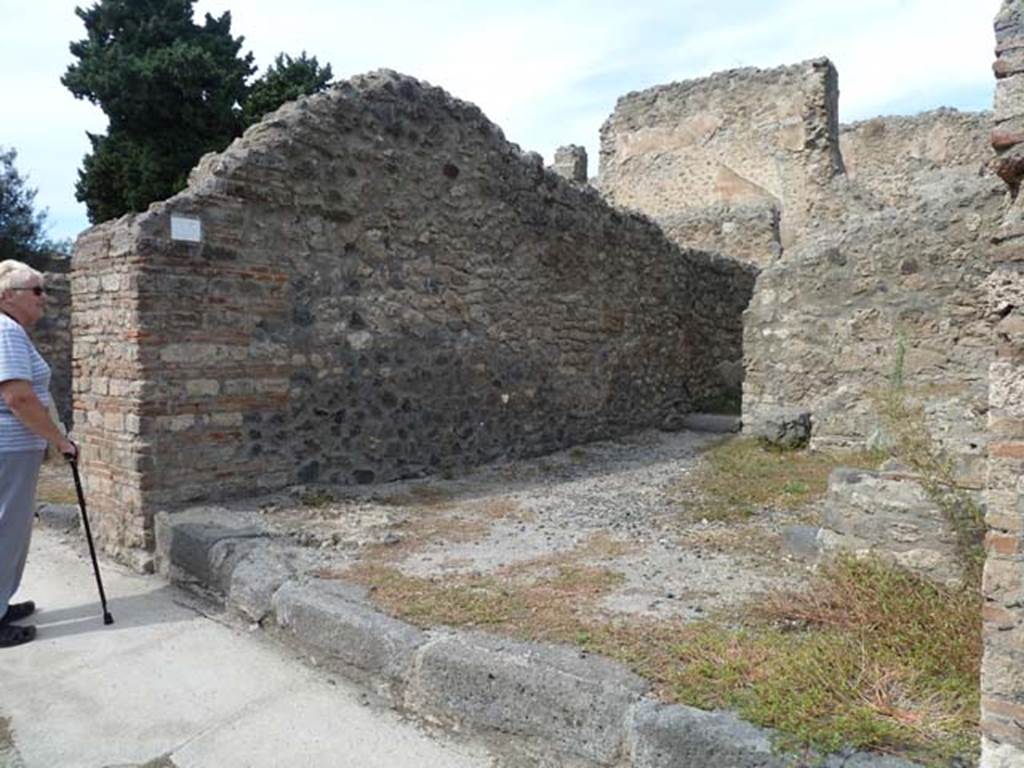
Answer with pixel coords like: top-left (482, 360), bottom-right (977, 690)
top-left (234, 429), bottom-right (815, 622)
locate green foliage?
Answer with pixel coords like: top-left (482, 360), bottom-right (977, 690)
top-left (63, 0), bottom-right (334, 223)
top-left (241, 52), bottom-right (333, 128)
top-left (63, 0), bottom-right (253, 222)
top-left (0, 147), bottom-right (66, 268)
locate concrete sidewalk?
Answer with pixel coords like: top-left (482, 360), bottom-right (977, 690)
top-left (1, 525), bottom-right (496, 768)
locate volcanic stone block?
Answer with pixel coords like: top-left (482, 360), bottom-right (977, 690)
top-left (227, 546), bottom-right (296, 622)
top-left (35, 503), bottom-right (80, 532)
top-left (153, 508), bottom-right (265, 589)
top-left (273, 579), bottom-right (426, 691)
top-left (628, 701), bottom-right (782, 768)
top-left (748, 409), bottom-right (812, 450)
top-left (407, 632), bottom-right (649, 765)
top-left (629, 700), bottom-right (924, 768)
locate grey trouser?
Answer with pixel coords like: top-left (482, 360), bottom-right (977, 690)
top-left (0, 450), bottom-right (44, 615)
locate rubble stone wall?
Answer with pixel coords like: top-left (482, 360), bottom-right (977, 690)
top-left (657, 202), bottom-right (781, 269)
top-left (742, 174), bottom-right (1004, 487)
top-left (71, 71), bottom-right (755, 560)
top-left (839, 110), bottom-right (992, 205)
top-left (34, 262), bottom-right (73, 426)
top-left (981, 3), bottom-right (1024, 765)
top-left (598, 58), bottom-right (844, 264)
top-left (595, 58), bottom-right (1001, 479)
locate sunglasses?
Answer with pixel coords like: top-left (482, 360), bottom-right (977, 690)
top-left (12, 286), bottom-right (46, 296)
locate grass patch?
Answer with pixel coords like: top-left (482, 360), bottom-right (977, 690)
top-left (339, 553), bottom-right (978, 766)
top-left (677, 437), bottom-right (883, 521)
top-left (592, 559), bottom-right (979, 766)
top-left (340, 561), bottom-right (623, 638)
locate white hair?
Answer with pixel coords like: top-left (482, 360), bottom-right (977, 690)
top-left (0, 260), bottom-right (43, 296)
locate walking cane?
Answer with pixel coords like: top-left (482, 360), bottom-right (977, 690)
top-left (66, 453), bottom-right (114, 625)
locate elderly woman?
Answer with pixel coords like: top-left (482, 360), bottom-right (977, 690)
top-left (0, 259), bottom-right (76, 648)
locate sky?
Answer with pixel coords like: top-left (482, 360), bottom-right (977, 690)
top-left (0, 0), bottom-right (997, 242)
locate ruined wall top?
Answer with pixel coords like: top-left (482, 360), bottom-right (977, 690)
top-left (839, 109), bottom-right (992, 205)
top-left (598, 58), bottom-right (843, 252)
top-left (552, 144), bottom-right (588, 184)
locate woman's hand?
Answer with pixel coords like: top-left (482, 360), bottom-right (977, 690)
top-left (58, 437), bottom-right (78, 460)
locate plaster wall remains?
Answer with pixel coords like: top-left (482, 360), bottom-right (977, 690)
top-left (598, 58), bottom-right (844, 266)
top-left (71, 71), bottom-right (755, 561)
top-left (839, 109), bottom-right (992, 205)
top-left (980, 3), bottom-right (1024, 765)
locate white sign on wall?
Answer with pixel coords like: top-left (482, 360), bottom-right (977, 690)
top-left (170, 215), bottom-right (202, 243)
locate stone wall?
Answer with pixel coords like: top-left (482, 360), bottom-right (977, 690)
top-left (71, 228), bottom-right (149, 563)
top-left (35, 260), bottom-right (73, 426)
top-left (981, 3), bottom-right (1024, 765)
top-left (595, 57), bottom-right (1001, 475)
top-left (839, 110), bottom-right (992, 206)
top-left (598, 58), bottom-right (844, 264)
top-left (594, 54), bottom-right (1000, 474)
top-left (657, 202), bottom-right (782, 269)
top-left (743, 173), bottom-right (1004, 486)
top-left (71, 71), bottom-right (755, 562)
top-left (551, 144), bottom-right (588, 184)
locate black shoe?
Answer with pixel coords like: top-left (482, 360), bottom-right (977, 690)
top-left (0, 601), bottom-right (36, 625)
top-left (0, 624), bottom-right (35, 648)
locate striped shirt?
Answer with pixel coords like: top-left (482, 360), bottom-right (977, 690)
top-left (0, 312), bottom-right (50, 452)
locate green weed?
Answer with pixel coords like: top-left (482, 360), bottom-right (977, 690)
top-left (676, 438), bottom-right (882, 521)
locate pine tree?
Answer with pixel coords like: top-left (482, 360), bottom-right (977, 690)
top-left (242, 52), bottom-right (334, 129)
top-left (64, 1), bottom-right (336, 224)
top-left (63, 0), bottom-right (255, 223)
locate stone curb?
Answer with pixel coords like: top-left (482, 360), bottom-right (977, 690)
top-left (408, 631), bottom-right (648, 765)
top-left (153, 510), bottom-right (924, 768)
top-left (153, 510), bottom-right (266, 592)
top-left (273, 579), bottom-right (427, 702)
